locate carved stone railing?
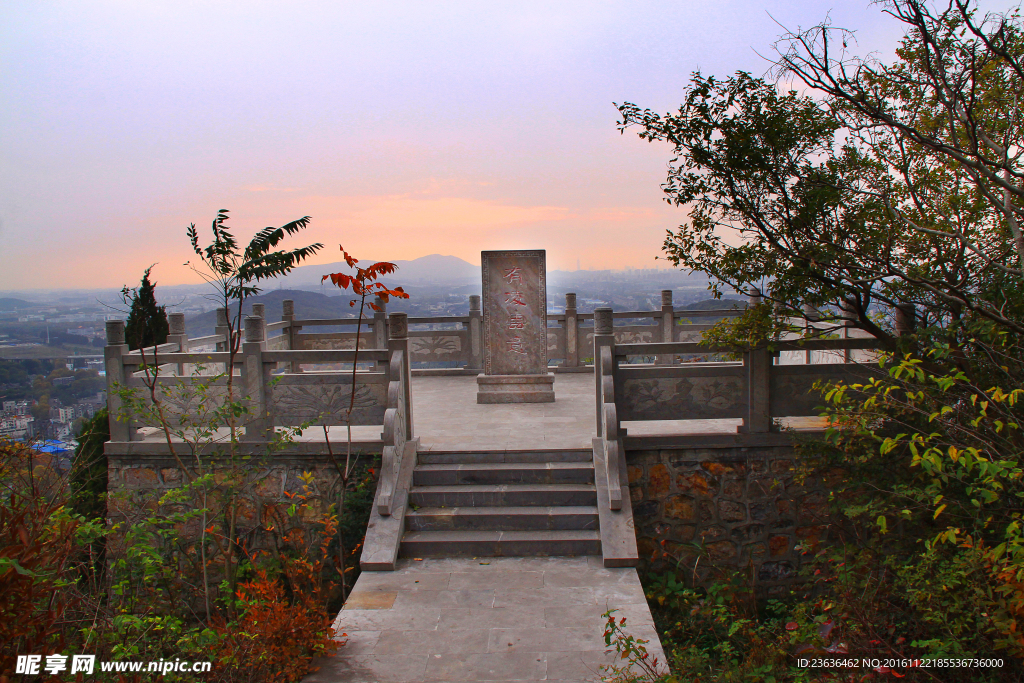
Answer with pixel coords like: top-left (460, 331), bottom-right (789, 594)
top-left (197, 291), bottom-right (742, 373)
top-left (377, 348), bottom-right (407, 516)
top-left (591, 304), bottom-right (887, 508)
top-left (103, 311), bottom-right (414, 450)
top-left (377, 312), bottom-right (412, 515)
top-left (594, 308), bottom-right (623, 511)
top-left (598, 346), bottom-right (623, 510)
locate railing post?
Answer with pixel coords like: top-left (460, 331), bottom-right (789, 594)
top-left (282, 299), bottom-right (301, 373)
top-left (252, 303), bottom-right (266, 343)
top-left (167, 312), bottom-right (187, 350)
top-left (167, 313), bottom-right (187, 376)
top-left (802, 303), bottom-right (819, 364)
top-left (743, 287), bottom-right (771, 433)
top-left (281, 299), bottom-right (294, 332)
top-left (895, 303), bottom-right (916, 336)
top-left (215, 307), bottom-right (230, 353)
top-left (468, 295), bottom-right (482, 372)
top-left (564, 293), bottom-right (578, 368)
top-left (839, 300), bottom-right (857, 362)
top-left (594, 307), bottom-right (614, 436)
top-left (743, 346), bottom-right (772, 433)
top-left (656, 289), bottom-right (674, 366)
top-left (373, 296), bottom-right (389, 372)
top-left (104, 320), bottom-right (131, 442)
top-left (388, 312), bottom-right (413, 439)
top-left (242, 315), bottom-right (268, 442)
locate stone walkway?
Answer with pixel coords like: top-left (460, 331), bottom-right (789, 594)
top-left (290, 371), bottom-right (824, 682)
top-left (306, 557), bottom-right (667, 683)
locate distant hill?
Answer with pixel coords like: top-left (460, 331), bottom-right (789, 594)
top-left (0, 298), bottom-right (34, 310)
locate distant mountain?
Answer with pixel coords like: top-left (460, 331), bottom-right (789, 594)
top-left (279, 254), bottom-right (479, 288)
top-left (0, 298), bottom-right (34, 310)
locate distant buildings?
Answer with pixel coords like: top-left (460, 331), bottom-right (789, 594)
top-left (1, 399), bottom-right (34, 440)
top-left (45, 313), bottom-right (120, 323)
top-left (0, 391), bottom-right (104, 441)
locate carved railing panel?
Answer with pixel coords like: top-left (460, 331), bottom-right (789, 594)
top-left (578, 330), bottom-right (595, 360)
top-left (547, 328), bottom-right (565, 357)
top-left (297, 332), bottom-right (376, 351)
top-left (675, 324), bottom-right (714, 343)
top-left (266, 334), bottom-right (290, 350)
top-left (268, 373), bottom-right (388, 426)
top-left (613, 326), bottom-right (657, 345)
top-left (769, 364), bottom-right (878, 417)
top-left (615, 367), bottom-right (746, 421)
top-left (408, 331), bottom-right (467, 363)
top-left (119, 352), bottom-right (235, 431)
top-left (124, 376), bottom-right (233, 429)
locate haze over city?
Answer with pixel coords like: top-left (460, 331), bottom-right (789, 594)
top-left (0, 0), bottom-right (925, 292)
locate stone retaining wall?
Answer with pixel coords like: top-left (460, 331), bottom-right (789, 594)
top-left (625, 441), bottom-right (834, 598)
top-left (106, 453), bottom-right (354, 557)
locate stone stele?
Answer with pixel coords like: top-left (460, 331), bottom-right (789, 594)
top-left (477, 250), bottom-right (555, 403)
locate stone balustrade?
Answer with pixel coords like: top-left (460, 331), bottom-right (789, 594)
top-left (592, 304), bottom-right (895, 511)
top-left (216, 290), bottom-right (745, 372)
top-left (103, 311), bottom-right (414, 457)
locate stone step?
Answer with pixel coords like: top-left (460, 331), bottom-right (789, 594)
top-left (416, 449), bottom-right (593, 465)
top-left (405, 505), bottom-right (599, 532)
top-left (413, 462), bottom-right (595, 486)
top-left (409, 484), bottom-right (598, 508)
top-left (399, 529), bottom-right (601, 558)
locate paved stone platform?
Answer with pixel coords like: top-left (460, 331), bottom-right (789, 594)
top-left (409, 373), bottom-right (824, 450)
top-left (134, 372), bottom-right (824, 451)
top-left (306, 557), bottom-right (668, 683)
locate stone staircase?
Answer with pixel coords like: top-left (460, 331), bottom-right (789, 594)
top-left (400, 449), bottom-right (603, 558)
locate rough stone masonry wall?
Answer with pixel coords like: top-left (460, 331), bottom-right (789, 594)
top-left (626, 444), bottom-right (833, 598)
top-left (106, 454), bottom-right (349, 559)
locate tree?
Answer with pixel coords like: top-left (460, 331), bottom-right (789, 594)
top-left (321, 247), bottom-right (408, 600)
top-left (774, 0), bottom-right (1024, 288)
top-left (185, 209), bottom-right (323, 407)
top-left (617, 64), bottom-right (1021, 349)
top-left (122, 266), bottom-right (169, 351)
top-left (69, 408), bottom-right (109, 570)
top-left (616, 0), bottom-right (1024, 663)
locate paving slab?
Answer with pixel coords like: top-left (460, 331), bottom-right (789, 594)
top-left (307, 557), bottom-right (668, 683)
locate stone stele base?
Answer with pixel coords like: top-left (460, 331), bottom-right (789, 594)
top-left (476, 373), bottom-right (555, 404)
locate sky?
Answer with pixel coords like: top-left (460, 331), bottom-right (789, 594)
top-left (0, 0), bottom-right (965, 291)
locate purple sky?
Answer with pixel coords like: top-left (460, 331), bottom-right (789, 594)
top-left (0, 1), bottom-right (964, 290)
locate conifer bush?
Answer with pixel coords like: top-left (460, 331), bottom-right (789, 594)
top-left (122, 266), bottom-right (169, 351)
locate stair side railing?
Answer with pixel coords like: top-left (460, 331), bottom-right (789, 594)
top-left (378, 312), bottom-right (412, 516)
top-left (593, 308), bottom-right (623, 510)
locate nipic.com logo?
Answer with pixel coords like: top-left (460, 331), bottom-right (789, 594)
top-left (15, 654), bottom-right (213, 676)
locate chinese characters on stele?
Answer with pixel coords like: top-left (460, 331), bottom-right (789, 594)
top-left (503, 266), bottom-right (527, 355)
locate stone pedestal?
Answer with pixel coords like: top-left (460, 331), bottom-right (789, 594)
top-left (476, 373), bottom-right (555, 404)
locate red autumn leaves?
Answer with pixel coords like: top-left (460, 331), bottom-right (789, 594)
top-left (321, 247), bottom-right (409, 310)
